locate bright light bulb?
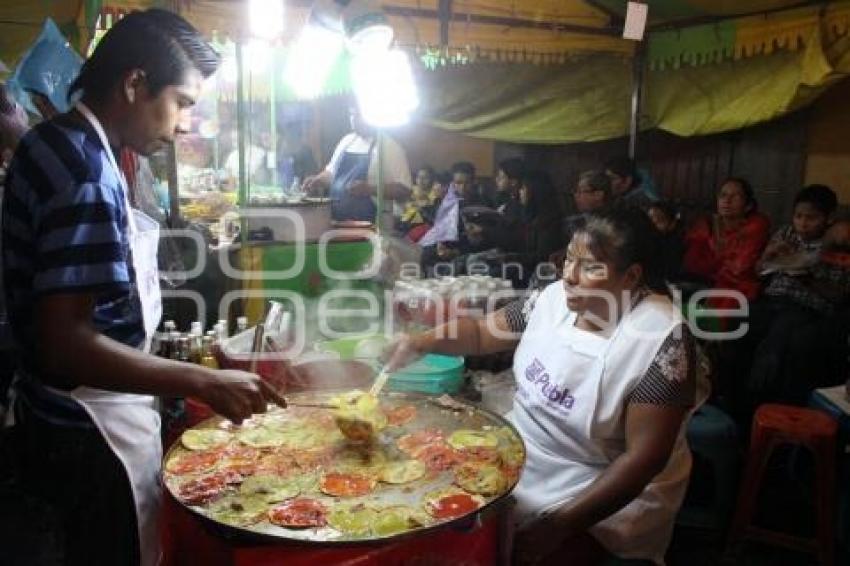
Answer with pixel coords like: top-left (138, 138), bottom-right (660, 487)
top-left (245, 39), bottom-right (272, 73)
top-left (352, 49), bottom-right (419, 128)
top-left (220, 53), bottom-right (238, 83)
top-left (348, 24), bottom-right (394, 54)
top-left (249, 0), bottom-right (284, 40)
top-left (284, 24), bottom-right (345, 99)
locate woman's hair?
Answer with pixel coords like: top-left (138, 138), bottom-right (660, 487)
top-left (574, 207), bottom-right (668, 294)
top-left (577, 170), bottom-right (612, 198)
top-left (498, 157), bottom-right (525, 182)
top-left (720, 177), bottom-right (757, 212)
top-left (794, 184), bottom-right (838, 216)
top-left (69, 9), bottom-right (220, 103)
top-left (522, 170), bottom-right (562, 219)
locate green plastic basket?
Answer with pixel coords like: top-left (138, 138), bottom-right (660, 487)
top-left (388, 354), bottom-right (465, 395)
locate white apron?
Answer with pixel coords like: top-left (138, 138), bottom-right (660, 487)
top-left (40, 103), bottom-right (164, 566)
top-left (510, 283), bottom-right (707, 564)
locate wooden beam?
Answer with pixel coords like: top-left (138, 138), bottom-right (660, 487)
top-left (648, 0), bottom-right (826, 32)
top-left (384, 6), bottom-right (623, 37)
top-left (584, 0), bottom-right (625, 26)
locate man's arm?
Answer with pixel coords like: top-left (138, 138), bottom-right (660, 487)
top-left (36, 293), bottom-right (285, 422)
top-left (303, 169), bottom-right (333, 193)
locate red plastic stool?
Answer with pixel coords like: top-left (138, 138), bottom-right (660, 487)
top-left (727, 404), bottom-right (838, 565)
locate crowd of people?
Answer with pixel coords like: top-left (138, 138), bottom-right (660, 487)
top-left (394, 155), bottom-right (850, 425)
top-left (0, 11), bottom-right (847, 562)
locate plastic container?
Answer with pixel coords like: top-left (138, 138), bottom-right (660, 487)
top-left (389, 354), bottom-right (465, 395)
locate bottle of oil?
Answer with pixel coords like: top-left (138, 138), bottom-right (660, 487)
top-left (200, 336), bottom-right (219, 369)
top-left (158, 320), bottom-right (178, 358)
top-left (177, 336), bottom-right (191, 364)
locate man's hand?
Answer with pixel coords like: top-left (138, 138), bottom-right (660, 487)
top-left (466, 222), bottom-right (484, 245)
top-left (195, 369), bottom-right (288, 424)
top-left (303, 173), bottom-right (329, 196)
top-left (436, 242), bottom-right (459, 259)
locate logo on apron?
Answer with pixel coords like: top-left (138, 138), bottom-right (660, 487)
top-left (523, 358), bottom-right (575, 411)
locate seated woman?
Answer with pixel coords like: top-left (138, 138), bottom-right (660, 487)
top-left (683, 178), bottom-right (770, 312)
top-left (386, 209), bottom-right (709, 565)
top-left (513, 171), bottom-right (566, 283)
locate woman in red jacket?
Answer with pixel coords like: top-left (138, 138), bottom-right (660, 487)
top-left (684, 178), bottom-right (770, 311)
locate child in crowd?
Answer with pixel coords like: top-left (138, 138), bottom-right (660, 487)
top-left (737, 185), bottom-right (845, 410)
top-left (399, 165), bottom-right (436, 241)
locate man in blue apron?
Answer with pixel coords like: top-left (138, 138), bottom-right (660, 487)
top-left (304, 105), bottom-right (411, 226)
top-left (1, 11), bottom-right (285, 565)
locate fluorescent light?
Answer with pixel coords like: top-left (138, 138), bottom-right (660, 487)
top-left (247, 39), bottom-right (272, 73)
top-left (284, 23), bottom-right (345, 99)
top-left (219, 52), bottom-right (238, 83)
top-left (351, 49), bottom-right (418, 128)
top-left (249, 0), bottom-right (284, 40)
top-left (347, 23), bottom-right (393, 53)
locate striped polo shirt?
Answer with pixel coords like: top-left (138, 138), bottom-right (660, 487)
top-left (2, 111), bottom-right (144, 425)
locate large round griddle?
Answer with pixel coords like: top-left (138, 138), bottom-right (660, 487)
top-left (163, 389), bottom-right (525, 545)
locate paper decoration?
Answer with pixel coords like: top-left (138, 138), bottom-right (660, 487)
top-left (623, 2), bottom-right (648, 42)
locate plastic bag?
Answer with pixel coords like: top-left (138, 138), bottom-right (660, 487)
top-left (8, 19), bottom-right (83, 115)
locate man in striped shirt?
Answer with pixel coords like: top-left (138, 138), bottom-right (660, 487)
top-left (2, 10), bottom-right (283, 565)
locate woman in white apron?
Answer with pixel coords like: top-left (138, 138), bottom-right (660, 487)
top-left (3, 11), bottom-right (284, 565)
top-left (385, 208), bottom-right (709, 565)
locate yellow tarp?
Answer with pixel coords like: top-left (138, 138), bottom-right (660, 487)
top-left (648, 25), bottom-right (850, 138)
top-left (2, 0), bottom-right (850, 143)
top-left (416, 23), bottom-right (850, 143)
top-left (416, 54), bottom-right (633, 144)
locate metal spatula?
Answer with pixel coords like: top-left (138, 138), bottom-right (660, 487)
top-left (369, 368), bottom-right (392, 397)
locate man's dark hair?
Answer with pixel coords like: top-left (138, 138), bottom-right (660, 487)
top-left (604, 156), bottom-right (641, 187)
top-left (451, 161), bottom-right (475, 178)
top-left (434, 170), bottom-right (452, 186)
top-left (498, 157), bottom-right (525, 182)
top-left (69, 9), bottom-right (219, 103)
top-left (794, 184), bottom-right (838, 216)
